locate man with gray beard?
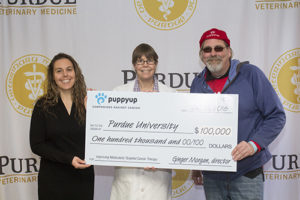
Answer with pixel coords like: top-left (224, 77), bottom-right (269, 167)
top-left (190, 28), bottom-right (286, 200)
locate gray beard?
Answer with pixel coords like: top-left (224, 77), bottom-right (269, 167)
top-left (206, 62), bottom-right (223, 75)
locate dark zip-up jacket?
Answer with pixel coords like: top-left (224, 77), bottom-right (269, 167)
top-left (190, 59), bottom-right (286, 180)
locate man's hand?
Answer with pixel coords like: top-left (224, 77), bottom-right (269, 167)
top-left (192, 170), bottom-right (203, 185)
top-left (231, 141), bottom-right (255, 161)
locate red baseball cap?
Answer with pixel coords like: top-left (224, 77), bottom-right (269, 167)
top-left (199, 28), bottom-right (230, 48)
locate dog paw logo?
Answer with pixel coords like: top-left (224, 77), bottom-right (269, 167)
top-left (172, 169), bottom-right (194, 198)
top-left (6, 54), bottom-right (50, 117)
top-left (134, 0), bottom-right (197, 31)
top-left (95, 93), bottom-right (107, 105)
top-left (269, 48), bottom-right (300, 112)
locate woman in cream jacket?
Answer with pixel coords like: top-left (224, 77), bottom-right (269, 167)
top-left (110, 43), bottom-right (174, 200)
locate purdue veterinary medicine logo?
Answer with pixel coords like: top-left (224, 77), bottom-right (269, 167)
top-left (134, 0), bottom-right (197, 30)
top-left (269, 48), bottom-right (300, 112)
top-left (0, 0), bottom-right (77, 16)
top-left (6, 54), bottom-right (50, 117)
top-left (255, 0), bottom-right (300, 10)
top-left (172, 169), bottom-right (194, 198)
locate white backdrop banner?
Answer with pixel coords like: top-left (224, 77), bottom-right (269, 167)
top-left (0, 0), bottom-right (299, 200)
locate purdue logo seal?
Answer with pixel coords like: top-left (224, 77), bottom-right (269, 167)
top-left (172, 169), bottom-right (194, 198)
top-left (6, 54), bottom-right (50, 117)
top-left (134, 0), bottom-right (197, 30)
top-left (269, 48), bottom-right (300, 112)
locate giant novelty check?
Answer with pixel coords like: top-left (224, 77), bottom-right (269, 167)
top-left (85, 91), bottom-right (238, 171)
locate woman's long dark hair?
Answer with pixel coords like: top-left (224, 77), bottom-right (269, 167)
top-left (39, 53), bottom-right (87, 124)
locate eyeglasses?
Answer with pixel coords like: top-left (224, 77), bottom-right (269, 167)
top-left (202, 46), bottom-right (226, 53)
top-left (136, 59), bottom-right (155, 65)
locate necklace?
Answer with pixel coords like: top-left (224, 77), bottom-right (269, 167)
top-left (140, 84), bottom-right (154, 92)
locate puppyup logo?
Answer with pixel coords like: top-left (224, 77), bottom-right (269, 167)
top-left (94, 92), bottom-right (137, 105)
top-left (95, 93), bottom-right (107, 104)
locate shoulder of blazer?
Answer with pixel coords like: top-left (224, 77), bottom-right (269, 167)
top-left (113, 81), bottom-right (135, 91)
top-left (113, 81), bottom-right (174, 92)
top-left (158, 82), bottom-right (175, 92)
